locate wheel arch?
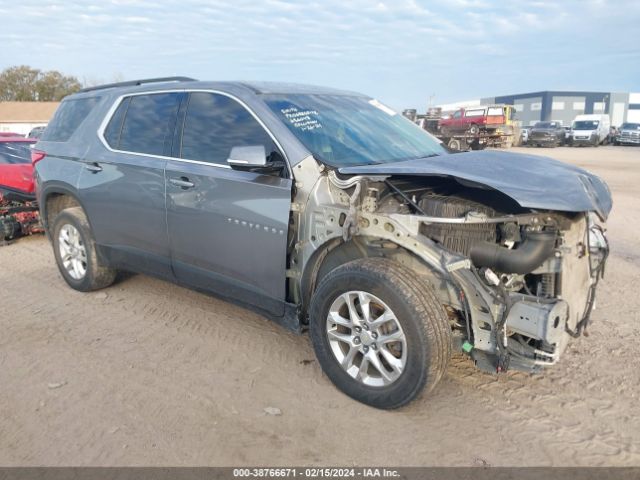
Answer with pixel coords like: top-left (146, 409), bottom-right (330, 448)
top-left (40, 185), bottom-right (89, 236)
top-left (300, 235), bottom-right (461, 321)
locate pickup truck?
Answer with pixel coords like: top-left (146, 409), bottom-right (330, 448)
top-left (439, 105), bottom-right (516, 136)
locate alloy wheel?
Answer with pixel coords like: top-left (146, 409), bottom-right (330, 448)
top-left (325, 291), bottom-right (407, 387)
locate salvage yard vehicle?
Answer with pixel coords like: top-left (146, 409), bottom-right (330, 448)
top-left (436, 105), bottom-right (516, 149)
top-left (0, 137), bottom-right (43, 241)
top-left (614, 122), bottom-right (640, 145)
top-left (528, 121), bottom-right (566, 147)
top-left (34, 78), bottom-right (611, 409)
top-left (438, 105), bottom-right (516, 136)
top-left (571, 114), bottom-right (611, 146)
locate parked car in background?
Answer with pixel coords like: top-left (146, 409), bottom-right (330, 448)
top-left (614, 122), bottom-right (640, 146)
top-left (438, 105), bottom-right (516, 136)
top-left (0, 137), bottom-right (42, 240)
top-left (34, 78), bottom-right (611, 409)
top-left (571, 114), bottom-right (610, 146)
top-left (520, 125), bottom-right (533, 145)
top-left (0, 137), bottom-right (37, 195)
top-left (528, 121), bottom-right (566, 147)
top-left (28, 126), bottom-right (47, 139)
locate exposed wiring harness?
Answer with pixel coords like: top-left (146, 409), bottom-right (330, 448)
top-left (566, 223), bottom-right (609, 338)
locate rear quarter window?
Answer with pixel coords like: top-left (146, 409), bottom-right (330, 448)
top-left (103, 93), bottom-right (181, 156)
top-left (41, 96), bottom-right (101, 142)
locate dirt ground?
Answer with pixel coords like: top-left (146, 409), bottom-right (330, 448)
top-left (1, 146), bottom-right (639, 467)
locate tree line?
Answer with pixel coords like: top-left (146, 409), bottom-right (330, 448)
top-left (0, 65), bottom-right (82, 101)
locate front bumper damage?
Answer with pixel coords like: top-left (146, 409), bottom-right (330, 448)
top-left (452, 214), bottom-right (609, 373)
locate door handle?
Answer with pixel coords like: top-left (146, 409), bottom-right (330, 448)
top-left (85, 162), bottom-right (103, 173)
top-left (169, 177), bottom-right (195, 189)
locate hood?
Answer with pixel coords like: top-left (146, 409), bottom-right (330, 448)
top-left (338, 150), bottom-right (612, 220)
top-left (530, 128), bottom-right (557, 134)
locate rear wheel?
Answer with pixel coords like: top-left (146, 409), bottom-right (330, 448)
top-left (52, 207), bottom-right (117, 292)
top-left (468, 123), bottom-right (479, 135)
top-left (309, 258), bottom-right (451, 409)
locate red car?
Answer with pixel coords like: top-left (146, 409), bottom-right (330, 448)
top-left (0, 137), bottom-right (43, 240)
top-left (0, 137), bottom-right (37, 194)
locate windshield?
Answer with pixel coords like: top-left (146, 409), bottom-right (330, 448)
top-left (621, 123), bottom-right (640, 130)
top-left (265, 94), bottom-right (446, 167)
top-left (573, 120), bottom-right (599, 130)
top-left (0, 142), bottom-right (35, 164)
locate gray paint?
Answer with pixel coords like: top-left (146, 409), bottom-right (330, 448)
top-left (165, 159), bottom-right (292, 315)
top-left (339, 149), bottom-right (612, 220)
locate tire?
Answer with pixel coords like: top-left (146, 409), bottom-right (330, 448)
top-left (51, 207), bottom-right (117, 292)
top-left (468, 124), bottom-right (479, 135)
top-left (448, 138), bottom-right (462, 150)
top-left (440, 127), bottom-right (450, 137)
top-left (309, 258), bottom-right (451, 409)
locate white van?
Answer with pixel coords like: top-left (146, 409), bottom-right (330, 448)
top-left (571, 114), bottom-right (610, 146)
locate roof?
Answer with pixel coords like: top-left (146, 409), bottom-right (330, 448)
top-left (72, 78), bottom-right (366, 99)
top-left (0, 102), bottom-right (60, 123)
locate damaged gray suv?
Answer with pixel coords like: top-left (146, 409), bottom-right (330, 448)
top-left (35, 78), bottom-right (611, 409)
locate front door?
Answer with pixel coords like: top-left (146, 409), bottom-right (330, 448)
top-left (165, 92), bottom-right (292, 316)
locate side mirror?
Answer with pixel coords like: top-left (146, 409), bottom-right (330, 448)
top-left (227, 145), bottom-right (267, 168)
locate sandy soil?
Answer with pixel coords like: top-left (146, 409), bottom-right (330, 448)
top-left (1, 146), bottom-right (639, 466)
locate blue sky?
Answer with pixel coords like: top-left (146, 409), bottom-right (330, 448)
top-left (1, 0), bottom-right (638, 110)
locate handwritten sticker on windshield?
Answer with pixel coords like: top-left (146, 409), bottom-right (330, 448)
top-left (368, 99), bottom-right (397, 116)
top-left (281, 107), bottom-right (323, 132)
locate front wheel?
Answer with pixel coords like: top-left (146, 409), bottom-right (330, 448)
top-left (52, 207), bottom-right (117, 292)
top-left (309, 258), bottom-right (452, 409)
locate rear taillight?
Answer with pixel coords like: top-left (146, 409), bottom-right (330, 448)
top-left (31, 150), bottom-right (46, 165)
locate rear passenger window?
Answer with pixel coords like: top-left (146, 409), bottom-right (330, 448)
top-left (180, 92), bottom-right (279, 165)
top-left (41, 96), bottom-right (100, 142)
top-left (106, 93), bottom-right (181, 156)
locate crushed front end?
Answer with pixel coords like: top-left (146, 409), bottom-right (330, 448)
top-left (438, 209), bottom-right (609, 373)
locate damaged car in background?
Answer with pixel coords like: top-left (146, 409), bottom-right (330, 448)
top-left (0, 137), bottom-right (44, 243)
top-left (34, 79), bottom-right (611, 409)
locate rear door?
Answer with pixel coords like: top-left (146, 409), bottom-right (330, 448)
top-left (78, 91), bottom-right (182, 278)
top-left (165, 91), bottom-right (292, 316)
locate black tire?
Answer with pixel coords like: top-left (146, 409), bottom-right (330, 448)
top-left (468, 123), bottom-right (479, 135)
top-left (51, 207), bottom-right (117, 292)
top-left (448, 138), bottom-right (462, 150)
top-left (309, 258), bottom-right (451, 409)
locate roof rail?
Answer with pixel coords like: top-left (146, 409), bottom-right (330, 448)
top-left (79, 76), bottom-right (197, 93)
